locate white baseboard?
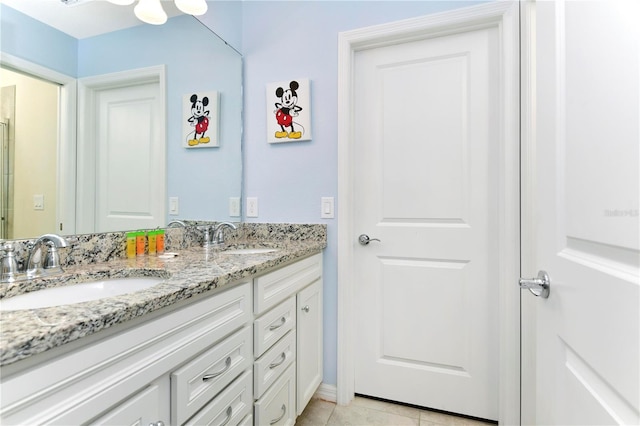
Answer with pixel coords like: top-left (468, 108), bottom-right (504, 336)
top-left (314, 383), bottom-right (337, 403)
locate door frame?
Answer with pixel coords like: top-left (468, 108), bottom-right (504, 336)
top-left (0, 52), bottom-right (77, 235)
top-left (76, 65), bottom-right (166, 233)
top-left (519, 1), bottom-right (537, 424)
top-left (336, 2), bottom-right (521, 423)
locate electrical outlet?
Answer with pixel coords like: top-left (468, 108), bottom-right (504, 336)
top-left (169, 197), bottom-right (179, 215)
top-left (246, 197), bottom-right (258, 217)
top-left (33, 194), bottom-right (44, 211)
top-left (229, 197), bottom-right (240, 217)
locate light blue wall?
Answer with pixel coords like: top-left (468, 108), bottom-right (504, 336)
top-left (240, 0), bottom-right (489, 387)
top-left (196, 1), bottom-right (243, 54)
top-left (78, 16), bottom-right (243, 221)
top-left (0, 4), bottom-right (77, 77)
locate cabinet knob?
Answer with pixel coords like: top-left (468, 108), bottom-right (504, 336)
top-left (301, 305), bottom-right (310, 313)
top-left (149, 422), bottom-right (164, 426)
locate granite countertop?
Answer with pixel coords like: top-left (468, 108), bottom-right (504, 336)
top-left (0, 239), bottom-right (325, 367)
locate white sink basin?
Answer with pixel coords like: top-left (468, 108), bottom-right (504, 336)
top-left (222, 248), bottom-right (278, 255)
top-left (0, 277), bottom-right (164, 311)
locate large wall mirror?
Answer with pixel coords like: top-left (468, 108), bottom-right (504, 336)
top-left (0, 0), bottom-right (243, 240)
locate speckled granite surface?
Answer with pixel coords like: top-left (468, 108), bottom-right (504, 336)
top-left (0, 223), bottom-right (326, 367)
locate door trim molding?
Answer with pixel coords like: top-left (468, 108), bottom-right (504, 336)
top-left (336, 2), bottom-right (521, 423)
top-left (519, 1), bottom-right (537, 424)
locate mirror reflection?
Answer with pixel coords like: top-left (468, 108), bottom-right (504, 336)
top-left (0, 2), bottom-right (243, 240)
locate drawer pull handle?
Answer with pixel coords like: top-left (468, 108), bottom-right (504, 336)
top-left (301, 305), bottom-right (310, 313)
top-left (220, 406), bottom-right (233, 426)
top-left (269, 316), bottom-right (287, 331)
top-left (269, 352), bottom-right (287, 369)
top-left (202, 356), bottom-right (231, 381)
top-left (269, 404), bottom-right (287, 425)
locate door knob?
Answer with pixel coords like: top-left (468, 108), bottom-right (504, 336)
top-left (358, 234), bottom-right (381, 245)
top-left (519, 270), bottom-right (551, 298)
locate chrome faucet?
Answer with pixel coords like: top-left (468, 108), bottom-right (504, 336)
top-left (0, 241), bottom-right (19, 283)
top-left (167, 220), bottom-right (187, 228)
top-left (211, 222), bottom-right (237, 248)
top-left (26, 234), bottom-right (69, 279)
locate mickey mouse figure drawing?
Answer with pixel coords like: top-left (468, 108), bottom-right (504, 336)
top-left (274, 80), bottom-right (304, 139)
top-left (187, 94), bottom-right (210, 146)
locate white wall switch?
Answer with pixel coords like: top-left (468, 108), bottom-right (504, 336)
top-left (229, 197), bottom-right (240, 217)
top-left (33, 194), bottom-right (44, 211)
top-left (246, 197), bottom-right (259, 218)
top-left (321, 197), bottom-right (334, 219)
top-left (169, 197), bottom-right (179, 215)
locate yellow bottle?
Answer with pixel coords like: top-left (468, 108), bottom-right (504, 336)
top-left (148, 230), bottom-right (157, 255)
top-left (126, 232), bottom-right (136, 258)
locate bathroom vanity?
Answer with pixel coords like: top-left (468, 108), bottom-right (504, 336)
top-left (0, 224), bottom-right (325, 426)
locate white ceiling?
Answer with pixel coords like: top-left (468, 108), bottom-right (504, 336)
top-left (1, 0), bottom-right (183, 39)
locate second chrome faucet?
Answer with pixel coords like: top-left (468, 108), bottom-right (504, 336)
top-left (204, 222), bottom-right (237, 249)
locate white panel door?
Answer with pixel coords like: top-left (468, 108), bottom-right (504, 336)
top-left (533, 1), bottom-right (640, 424)
top-left (95, 81), bottom-right (164, 232)
top-left (353, 26), bottom-right (501, 420)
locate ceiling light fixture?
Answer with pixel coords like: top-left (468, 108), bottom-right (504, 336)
top-left (103, 0), bottom-right (208, 26)
top-left (133, 0), bottom-right (167, 25)
top-left (106, 0), bottom-right (135, 5)
top-left (174, 0), bottom-right (207, 16)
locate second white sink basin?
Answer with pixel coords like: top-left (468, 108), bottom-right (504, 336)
top-left (0, 277), bottom-right (164, 311)
top-left (222, 248), bottom-right (278, 255)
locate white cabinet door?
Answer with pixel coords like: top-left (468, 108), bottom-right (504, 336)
top-left (296, 279), bottom-right (323, 415)
top-left (532, 1), bottom-right (639, 424)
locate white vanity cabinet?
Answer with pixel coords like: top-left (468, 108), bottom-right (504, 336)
top-left (252, 253), bottom-right (323, 424)
top-left (0, 282), bottom-right (252, 426)
top-left (0, 251), bottom-right (324, 426)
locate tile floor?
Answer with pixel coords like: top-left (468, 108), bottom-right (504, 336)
top-left (295, 396), bottom-right (497, 426)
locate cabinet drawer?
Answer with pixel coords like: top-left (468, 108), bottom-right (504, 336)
top-left (89, 384), bottom-right (163, 426)
top-left (254, 330), bottom-right (296, 399)
top-left (238, 414), bottom-right (253, 425)
top-left (184, 370), bottom-right (252, 426)
top-left (254, 364), bottom-right (296, 426)
top-left (254, 297), bottom-right (296, 358)
top-left (172, 326), bottom-right (253, 425)
top-left (254, 254), bottom-right (322, 314)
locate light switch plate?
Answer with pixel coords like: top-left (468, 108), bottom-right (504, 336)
top-left (246, 197), bottom-right (258, 218)
top-left (229, 197), bottom-right (240, 217)
top-left (321, 197), bottom-right (334, 219)
top-left (169, 197), bottom-right (179, 215)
